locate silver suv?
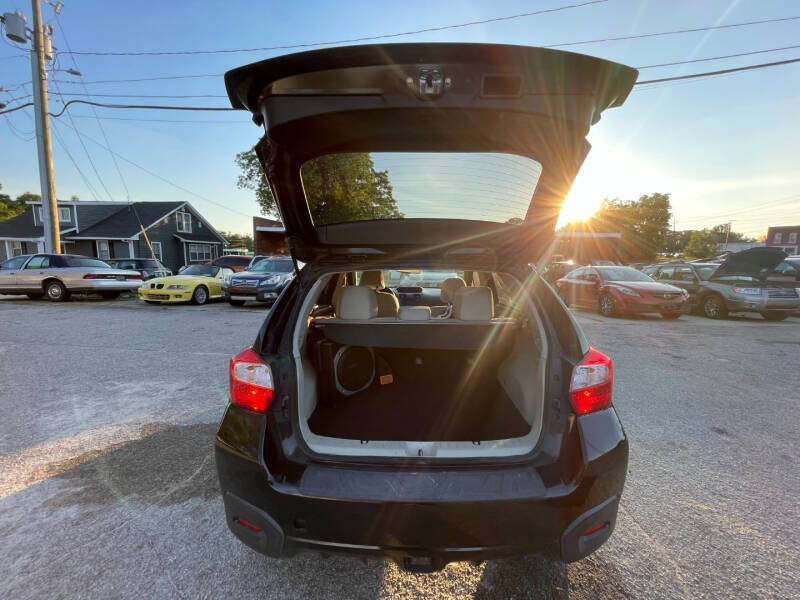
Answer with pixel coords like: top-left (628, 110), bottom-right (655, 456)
top-left (649, 248), bottom-right (800, 320)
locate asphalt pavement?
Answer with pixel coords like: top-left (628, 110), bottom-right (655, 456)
top-left (0, 295), bottom-right (798, 599)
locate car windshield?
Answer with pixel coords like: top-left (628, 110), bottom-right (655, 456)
top-left (598, 267), bottom-right (655, 282)
top-left (64, 257), bottom-right (110, 268)
top-left (383, 270), bottom-right (461, 288)
top-left (300, 152), bottom-right (542, 225)
top-left (251, 259), bottom-right (294, 273)
top-left (694, 265), bottom-right (718, 280)
top-left (181, 265), bottom-right (217, 276)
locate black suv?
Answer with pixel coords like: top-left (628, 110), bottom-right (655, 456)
top-left (215, 43), bottom-right (636, 571)
top-left (223, 256), bottom-right (295, 306)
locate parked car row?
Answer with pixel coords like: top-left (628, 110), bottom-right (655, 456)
top-left (550, 248), bottom-right (800, 321)
top-left (0, 253), bottom-right (295, 307)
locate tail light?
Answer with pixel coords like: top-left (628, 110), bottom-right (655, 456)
top-left (127, 274), bottom-right (142, 280)
top-left (229, 347), bottom-right (273, 412)
top-left (569, 348), bottom-right (613, 415)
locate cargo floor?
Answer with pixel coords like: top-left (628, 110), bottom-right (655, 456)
top-left (308, 376), bottom-right (530, 442)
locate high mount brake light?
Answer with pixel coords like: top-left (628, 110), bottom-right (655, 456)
top-left (569, 348), bottom-right (613, 415)
top-left (229, 347), bottom-right (274, 412)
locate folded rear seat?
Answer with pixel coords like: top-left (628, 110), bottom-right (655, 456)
top-left (313, 285), bottom-right (518, 351)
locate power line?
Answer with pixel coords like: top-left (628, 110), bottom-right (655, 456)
top-left (634, 57), bottom-right (800, 85)
top-left (49, 74), bottom-right (116, 201)
top-left (637, 43), bottom-right (800, 69)
top-left (53, 11), bottom-right (132, 202)
top-left (50, 119), bottom-right (103, 201)
top-left (51, 73), bottom-right (224, 85)
top-left (48, 92), bottom-right (229, 98)
top-left (50, 13), bottom-right (800, 57)
top-left (544, 15), bottom-right (800, 49)
top-left (56, 1), bottom-right (610, 56)
top-left (67, 115), bottom-right (251, 124)
top-left (55, 118), bottom-right (255, 219)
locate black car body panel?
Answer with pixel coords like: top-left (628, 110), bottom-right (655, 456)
top-left (215, 43), bottom-right (635, 568)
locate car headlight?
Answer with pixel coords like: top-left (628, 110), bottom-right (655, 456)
top-left (680, 289), bottom-right (689, 296)
top-left (733, 286), bottom-right (762, 296)
top-left (616, 286), bottom-right (639, 297)
top-left (167, 284), bottom-right (189, 290)
top-left (260, 276), bottom-right (280, 286)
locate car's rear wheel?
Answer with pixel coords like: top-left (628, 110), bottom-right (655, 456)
top-left (100, 291), bottom-right (120, 300)
top-left (760, 311), bottom-right (788, 321)
top-left (701, 294), bottom-right (727, 319)
top-left (228, 299), bottom-right (246, 307)
top-left (660, 312), bottom-right (681, 320)
top-left (44, 280), bottom-right (70, 302)
top-left (599, 293), bottom-right (616, 317)
top-left (192, 286), bottom-right (209, 305)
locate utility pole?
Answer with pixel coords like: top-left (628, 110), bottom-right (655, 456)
top-left (30, 0), bottom-right (60, 253)
top-left (724, 221), bottom-right (732, 251)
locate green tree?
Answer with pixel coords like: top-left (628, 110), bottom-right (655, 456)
top-left (0, 185), bottom-right (33, 222)
top-left (564, 192), bottom-right (672, 262)
top-left (235, 144), bottom-right (401, 223)
top-left (684, 229), bottom-right (718, 259)
top-left (221, 231), bottom-right (254, 252)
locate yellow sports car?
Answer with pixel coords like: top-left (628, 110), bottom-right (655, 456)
top-left (138, 264), bottom-right (234, 305)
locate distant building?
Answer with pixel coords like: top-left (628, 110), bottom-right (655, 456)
top-left (766, 225), bottom-right (800, 255)
top-left (552, 231), bottom-right (622, 264)
top-left (0, 200), bottom-right (226, 273)
top-left (253, 216), bottom-right (287, 256)
top-left (716, 241), bottom-right (763, 254)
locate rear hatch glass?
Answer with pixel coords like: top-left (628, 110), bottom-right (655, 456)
top-left (301, 152), bottom-right (541, 226)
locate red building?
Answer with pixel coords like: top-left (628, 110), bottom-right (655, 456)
top-left (253, 216), bottom-right (287, 256)
top-left (766, 225), bottom-right (800, 255)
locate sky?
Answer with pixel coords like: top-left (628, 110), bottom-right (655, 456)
top-left (1, 0), bottom-right (798, 237)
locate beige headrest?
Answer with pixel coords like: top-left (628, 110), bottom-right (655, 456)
top-left (440, 277), bottom-right (466, 303)
top-left (359, 270), bottom-right (385, 289)
top-left (398, 306), bottom-right (431, 321)
top-left (337, 286), bottom-right (378, 320)
top-left (453, 286), bottom-right (494, 321)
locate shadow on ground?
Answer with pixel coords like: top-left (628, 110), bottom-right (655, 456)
top-left (33, 422), bottom-right (219, 509)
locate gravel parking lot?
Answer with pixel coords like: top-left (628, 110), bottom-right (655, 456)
top-left (1, 296), bottom-right (798, 599)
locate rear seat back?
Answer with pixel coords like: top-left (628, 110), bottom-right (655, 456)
top-left (453, 286), bottom-right (494, 321)
top-left (337, 286), bottom-right (378, 320)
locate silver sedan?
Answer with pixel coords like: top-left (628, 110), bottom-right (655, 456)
top-left (0, 254), bottom-right (143, 301)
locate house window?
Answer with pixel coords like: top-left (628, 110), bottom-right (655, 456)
top-left (789, 233), bottom-right (797, 244)
top-left (176, 210), bottom-right (192, 233)
top-left (773, 232), bottom-right (782, 243)
top-left (38, 206), bottom-right (71, 222)
top-left (189, 243), bottom-right (212, 262)
top-left (97, 240), bottom-right (111, 260)
top-left (11, 241), bottom-right (22, 256)
top-left (150, 241), bottom-right (163, 261)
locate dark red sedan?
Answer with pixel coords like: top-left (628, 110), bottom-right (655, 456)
top-left (556, 265), bottom-right (690, 319)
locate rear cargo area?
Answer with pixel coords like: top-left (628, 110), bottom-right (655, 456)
top-left (308, 348), bottom-right (530, 442)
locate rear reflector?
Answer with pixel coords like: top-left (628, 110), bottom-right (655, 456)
top-left (582, 522), bottom-right (609, 537)
top-left (229, 347), bottom-right (274, 412)
top-left (569, 348), bottom-right (613, 415)
top-left (235, 517), bottom-right (262, 533)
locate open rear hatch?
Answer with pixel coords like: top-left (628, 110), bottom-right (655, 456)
top-left (225, 43), bottom-right (638, 267)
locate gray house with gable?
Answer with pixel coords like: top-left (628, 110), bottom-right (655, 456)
top-left (0, 200), bottom-right (226, 273)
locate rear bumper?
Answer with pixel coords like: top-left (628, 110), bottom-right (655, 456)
top-left (69, 280), bottom-right (143, 292)
top-left (725, 297), bottom-right (800, 313)
top-left (215, 407), bottom-right (628, 568)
